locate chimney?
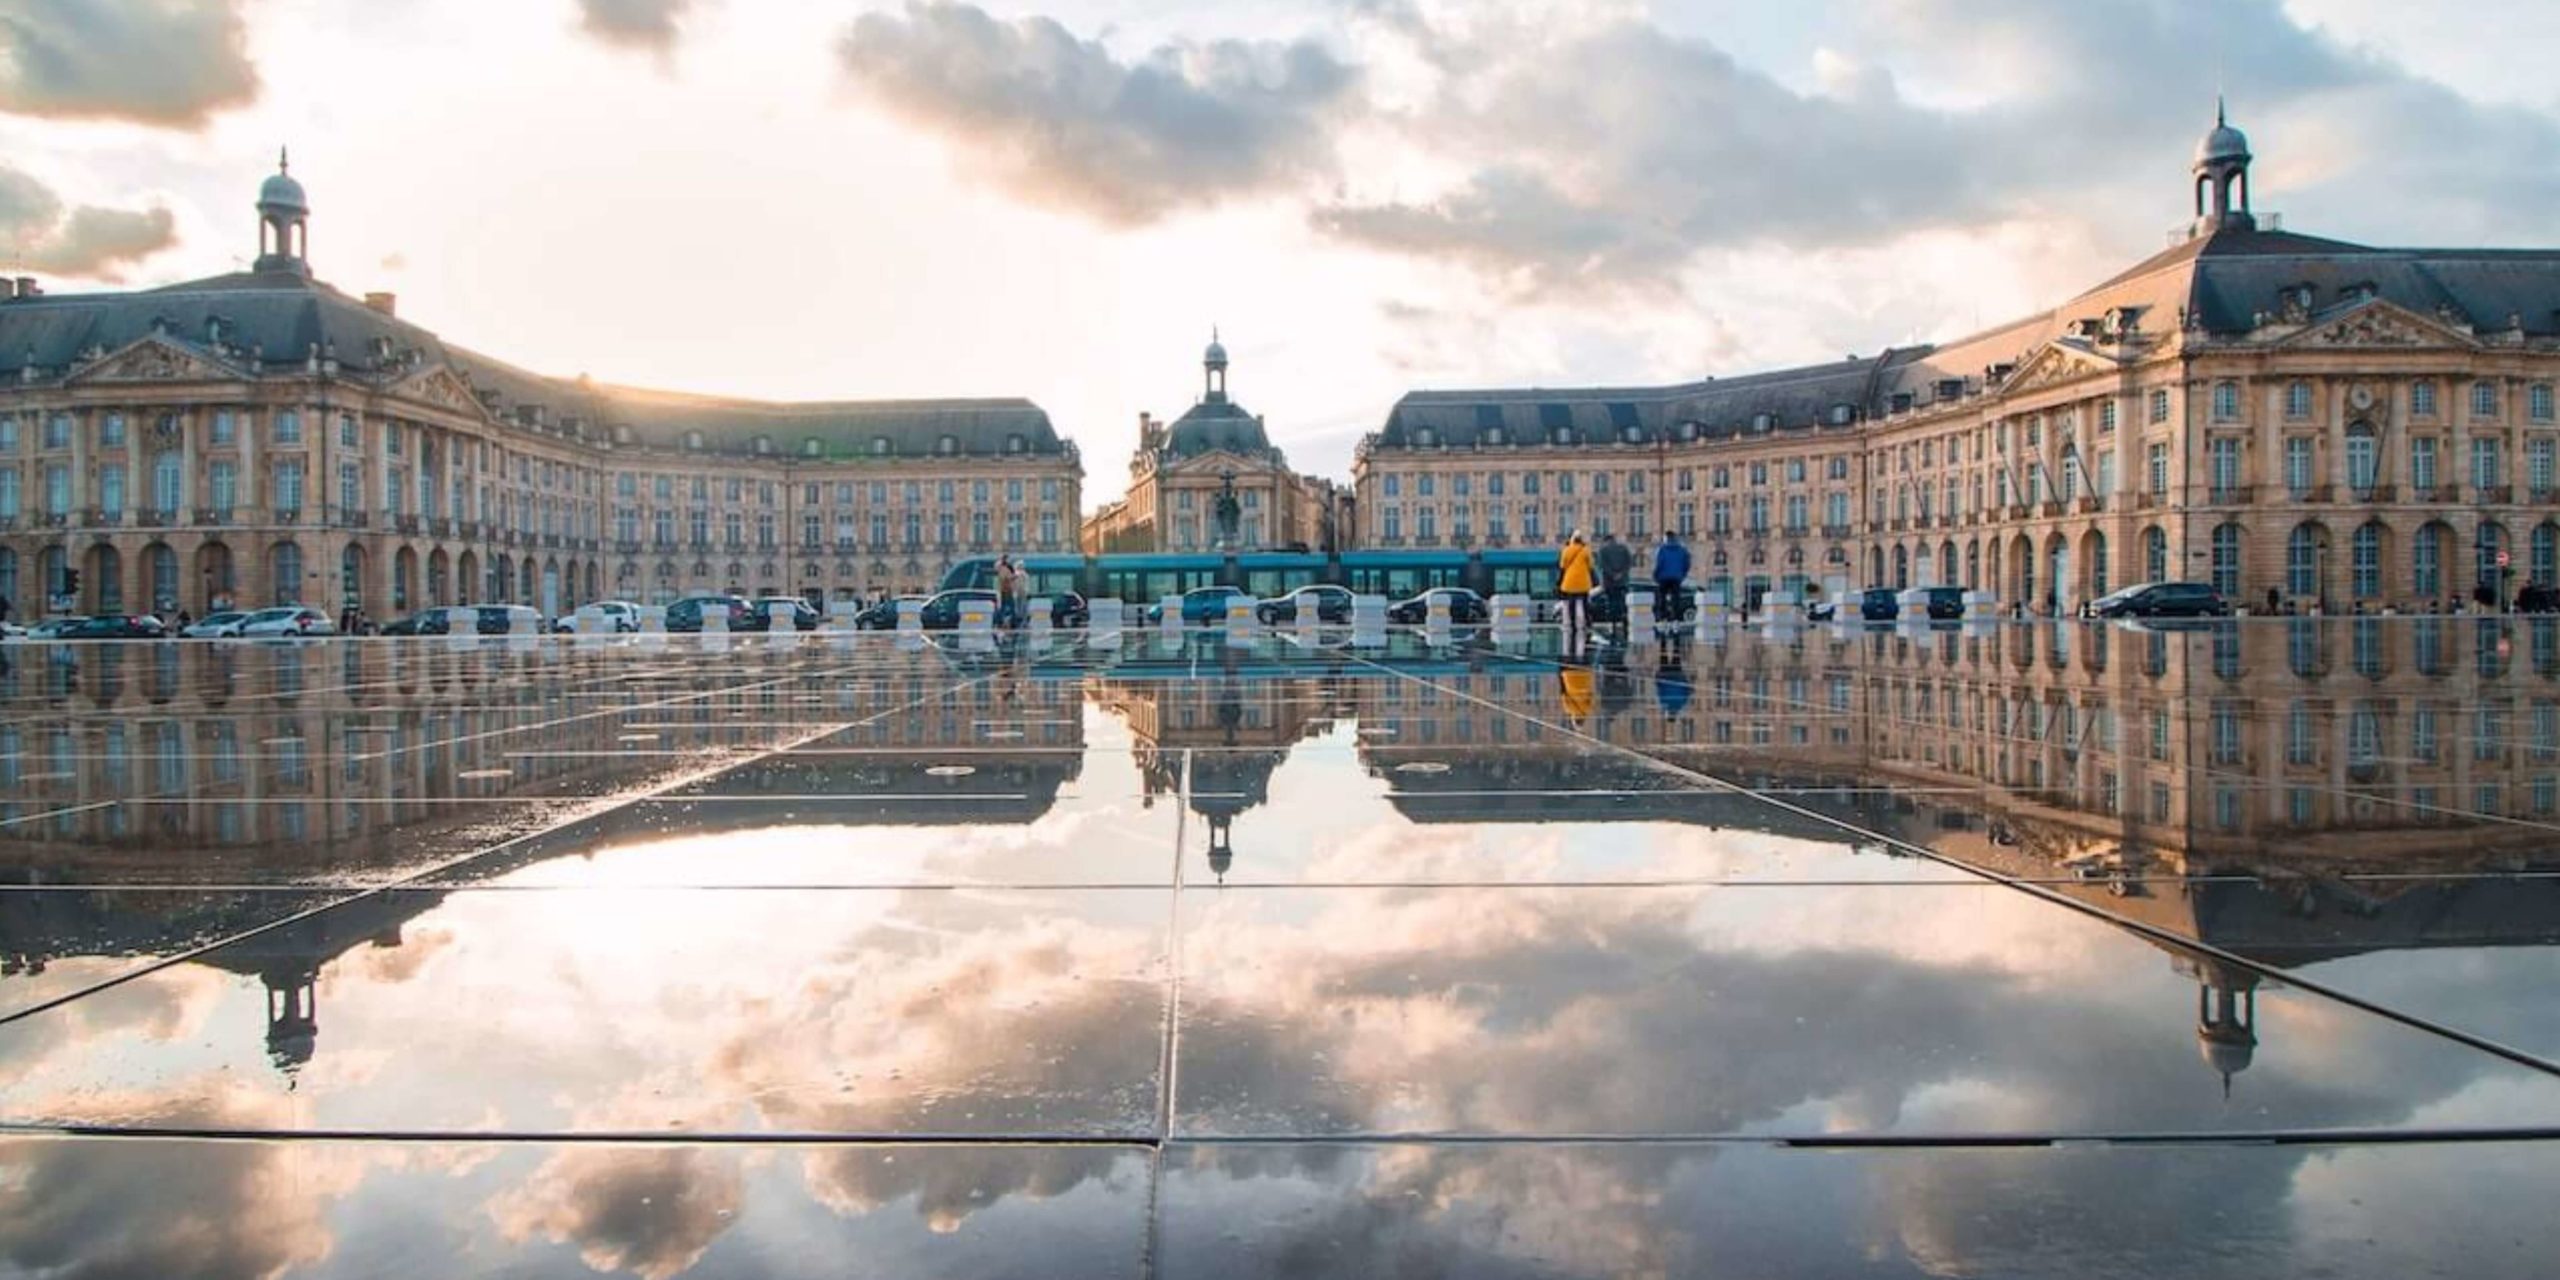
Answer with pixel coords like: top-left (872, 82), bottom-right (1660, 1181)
top-left (0, 279), bottom-right (14, 301)
top-left (364, 292), bottom-right (397, 316)
top-left (14, 278), bottom-right (37, 298)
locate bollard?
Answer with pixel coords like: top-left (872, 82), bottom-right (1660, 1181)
top-left (1350, 593), bottom-right (1389, 647)
top-left (1764, 589), bottom-right (1802, 630)
top-left (1963, 590), bottom-right (1998, 624)
top-left (1695, 590), bottom-right (1729, 635)
top-left (1088, 597), bottom-right (1124, 645)
top-left (958, 596), bottom-right (995, 639)
top-left (1159, 595), bottom-right (1185, 635)
top-left (766, 601), bottom-right (797, 633)
top-left (638, 605), bottom-right (667, 634)
top-left (1626, 589), bottom-right (1656, 642)
top-left (1225, 595), bottom-right (1256, 646)
top-left (1028, 595), bottom-right (1054, 638)
top-left (895, 598), bottom-right (924, 635)
top-left (700, 604), bottom-right (729, 636)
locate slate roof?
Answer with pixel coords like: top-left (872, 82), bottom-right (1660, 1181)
top-left (1164, 396), bottom-right (1282, 462)
top-left (1371, 221), bottom-right (2560, 452)
top-left (0, 266), bottom-right (1071, 460)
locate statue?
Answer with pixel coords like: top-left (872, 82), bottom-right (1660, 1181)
top-left (1213, 470), bottom-right (1243, 548)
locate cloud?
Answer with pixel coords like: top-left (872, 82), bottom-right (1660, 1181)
top-left (575, 0), bottom-right (695, 56)
top-left (492, 1146), bottom-right (742, 1280)
top-left (0, 0), bottom-right (259, 128)
top-left (0, 164), bottom-right (177, 280)
top-left (835, 1), bottom-right (1359, 225)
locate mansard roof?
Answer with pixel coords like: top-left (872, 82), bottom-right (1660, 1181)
top-left (0, 266), bottom-right (1072, 461)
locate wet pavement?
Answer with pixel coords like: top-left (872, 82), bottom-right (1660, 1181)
top-left (2, 619), bottom-right (2557, 1277)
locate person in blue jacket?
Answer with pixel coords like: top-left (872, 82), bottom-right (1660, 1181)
top-left (1651, 531), bottom-right (1692, 623)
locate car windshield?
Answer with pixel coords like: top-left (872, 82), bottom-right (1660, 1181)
top-left (203, 613), bottom-right (242, 624)
top-left (247, 609), bottom-right (296, 622)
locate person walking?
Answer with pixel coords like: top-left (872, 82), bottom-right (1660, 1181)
top-left (1596, 532), bottom-right (1633, 635)
top-left (1652, 531), bottom-right (1690, 625)
top-left (995, 556), bottom-right (1019, 628)
top-left (1557, 531), bottom-right (1594, 638)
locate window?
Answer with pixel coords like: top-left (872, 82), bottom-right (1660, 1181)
top-left (339, 414), bottom-right (358, 448)
top-left (2209, 438), bottom-right (2240, 497)
top-left (1382, 474), bottom-right (1399, 498)
top-left (2413, 436), bottom-right (2440, 492)
top-left (2287, 525), bottom-right (2321, 597)
top-left (209, 462), bottom-right (236, 514)
top-left (2346, 424), bottom-right (2378, 493)
top-left (1419, 473), bottom-right (1437, 498)
top-left (338, 463), bottom-right (359, 512)
top-left (0, 471), bottom-right (15, 519)
top-left (2145, 526), bottom-right (2168, 581)
top-left (2283, 437), bottom-right (2314, 497)
top-left (2473, 437), bottom-right (2503, 490)
top-left (275, 411), bottom-right (301, 445)
top-left (101, 413), bottom-right (126, 447)
top-left (2149, 389), bottom-right (2171, 424)
top-left (2352, 522), bottom-right (2382, 597)
top-left (1712, 466), bottom-right (1730, 488)
top-left (2211, 522), bottom-right (2242, 595)
top-left (2148, 443), bottom-right (2169, 496)
top-left (2473, 381), bottom-right (2499, 418)
top-left (2212, 381), bottom-right (2240, 421)
top-left (2095, 453), bottom-right (2115, 498)
top-left (2285, 381), bottom-right (2312, 418)
top-left (152, 453), bottom-right (181, 512)
top-left (2535, 384), bottom-right (2555, 421)
top-left (270, 542), bottom-right (302, 605)
top-left (2535, 523), bottom-right (2558, 586)
top-left (211, 411), bottom-right (236, 446)
top-left (273, 461), bottom-right (304, 512)
top-left (2414, 523), bottom-right (2443, 597)
top-left (2533, 438), bottom-right (2557, 495)
top-left (97, 465), bottom-right (123, 516)
top-left (42, 414), bottom-right (68, 449)
top-left (2098, 400), bottom-right (2117, 433)
top-left (2413, 380), bottom-right (2439, 417)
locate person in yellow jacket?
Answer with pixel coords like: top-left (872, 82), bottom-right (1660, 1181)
top-left (1557, 531), bottom-right (1594, 636)
top-left (1559, 657), bottom-right (1594, 721)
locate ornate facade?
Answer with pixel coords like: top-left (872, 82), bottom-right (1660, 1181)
top-left (1081, 336), bottom-right (1349, 554)
top-left (1355, 108), bottom-right (2560, 615)
top-left (0, 160), bottom-right (1082, 621)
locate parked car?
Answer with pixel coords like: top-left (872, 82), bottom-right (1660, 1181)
top-left (1258, 585), bottom-right (1354, 625)
top-left (1806, 598), bottom-right (1837, 621)
top-left (25, 617), bottom-right (80, 640)
top-left (551, 600), bottom-right (642, 633)
top-left (1856, 588), bottom-right (1902, 621)
top-left (1389, 587), bottom-right (1489, 625)
top-left (59, 614), bottom-right (169, 640)
top-left (1144, 586), bottom-right (1251, 625)
top-left (854, 595), bottom-right (929, 630)
top-left (180, 610), bottom-right (250, 638)
top-left (666, 595), bottom-right (755, 633)
top-left (2086, 581), bottom-right (2230, 619)
top-left (469, 605), bottom-right (547, 635)
top-left (239, 606), bottom-right (335, 638)
top-left (752, 596), bottom-right (823, 632)
top-left (918, 588), bottom-right (1000, 630)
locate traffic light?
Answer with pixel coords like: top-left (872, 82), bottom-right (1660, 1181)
top-left (61, 568), bottom-right (80, 596)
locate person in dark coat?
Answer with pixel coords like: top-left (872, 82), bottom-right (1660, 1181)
top-left (1652, 532), bottom-right (1691, 624)
top-left (1597, 533), bottom-right (1633, 633)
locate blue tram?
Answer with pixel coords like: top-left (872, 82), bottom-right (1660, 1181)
top-left (939, 548), bottom-right (1566, 605)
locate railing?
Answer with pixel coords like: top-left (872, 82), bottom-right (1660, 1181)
top-left (2038, 501), bottom-right (2064, 518)
top-left (193, 508), bottom-right (231, 526)
top-left (1821, 524), bottom-right (1853, 540)
top-left (2075, 497), bottom-right (2102, 514)
top-left (395, 515), bottom-right (421, 534)
top-left (430, 518), bottom-right (453, 539)
top-left (2480, 485), bottom-right (2515, 503)
top-left (2208, 486), bottom-right (2252, 504)
top-left (275, 508), bottom-right (301, 525)
top-left (136, 509), bottom-right (175, 528)
top-left (2134, 493), bottom-right (2159, 509)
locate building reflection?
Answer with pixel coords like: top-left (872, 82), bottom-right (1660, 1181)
top-left (1092, 619), bottom-right (2560, 1094)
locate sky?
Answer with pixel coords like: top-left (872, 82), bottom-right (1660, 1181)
top-left (4, 0), bottom-right (2560, 506)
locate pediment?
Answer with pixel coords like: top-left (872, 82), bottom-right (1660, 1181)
top-left (65, 334), bottom-right (240, 386)
top-left (1994, 343), bottom-right (2119, 400)
top-left (387, 365), bottom-right (492, 418)
top-left (2272, 298), bottom-right (2478, 351)
top-left (1162, 449), bottom-right (1280, 477)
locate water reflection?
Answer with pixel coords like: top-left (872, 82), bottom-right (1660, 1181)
top-left (0, 624), bottom-right (2556, 1276)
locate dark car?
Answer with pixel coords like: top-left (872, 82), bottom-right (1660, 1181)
top-left (1258, 585), bottom-right (1354, 625)
top-left (854, 595), bottom-right (929, 630)
top-left (753, 597), bottom-right (823, 631)
top-left (1146, 586), bottom-right (1250, 626)
top-left (60, 614), bottom-right (168, 640)
top-left (1045, 591), bottom-right (1089, 628)
top-left (2087, 581), bottom-right (2230, 619)
top-left (1388, 587), bottom-right (1489, 625)
top-left (667, 594), bottom-right (756, 633)
top-left (379, 605), bottom-right (463, 636)
top-left (918, 589), bottom-right (1000, 630)
top-left (1856, 588), bottom-right (1902, 622)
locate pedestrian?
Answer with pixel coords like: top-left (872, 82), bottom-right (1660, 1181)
top-left (2265, 586), bottom-right (2281, 616)
top-left (1597, 533), bottom-right (1632, 633)
top-left (1557, 530), bottom-right (1594, 637)
top-left (0, 596), bottom-right (11, 626)
top-left (995, 556), bottom-right (1019, 628)
top-left (1652, 530), bottom-right (1690, 624)
top-left (176, 609), bottom-right (192, 631)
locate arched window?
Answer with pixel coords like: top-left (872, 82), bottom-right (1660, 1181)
top-left (2088, 530), bottom-right (2109, 597)
top-left (2212, 381), bottom-right (2240, 421)
top-left (2287, 524), bottom-right (2323, 598)
top-left (2414, 523), bottom-right (2446, 598)
top-left (271, 541), bottom-right (303, 606)
top-left (2211, 522), bottom-right (2243, 596)
top-left (2352, 522), bottom-right (2383, 598)
top-left (2345, 422), bottom-right (2378, 494)
top-left (2478, 521), bottom-right (2509, 591)
top-left (2144, 526), bottom-right (2168, 582)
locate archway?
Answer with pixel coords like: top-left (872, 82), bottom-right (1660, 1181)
top-left (1891, 544), bottom-right (1909, 591)
top-left (269, 541), bottom-right (303, 606)
top-left (2286, 521), bottom-right (2329, 605)
top-left (491, 554), bottom-right (512, 602)
top-left (1965, 539), bottom-right (1981, 590)
top-left (1939, 540), bottom-right (1957, 587)
top-left (37, 546), bottom-right (65, 611)
top-left (2143, 526), bottom-right (2168, 584)
top-left (2043, 533), bottom-right (2069, 615)
top-left (2079, 528), bottom-right (2109, 600)
top-left (84, 543), bottom-right (122, 614)
top-left (427, 548), bottom-right (450, 606)
top-left (340, 542), bottom-right (368, 616)
top-left (2351, 521), bottom-right (2390, 601)
top-left (2008, 533), bottom-right (2035, 609)
top-left (390, 546), bottom-right (415, 612)
top-left (1867, 546), bottom-right (1884, 586)
top-left (196, 540), bottom-right (236, 611)
top-left (455, 550), bottom-right (478, 605)
top-left (143, 542), bottom-right (177, 614)
top-left (587, 562), bottom-right (601, 601)
top-left (2476, 520), bottom-right (2510, 601)
top-left (520, 558), bottom-right (538, 606)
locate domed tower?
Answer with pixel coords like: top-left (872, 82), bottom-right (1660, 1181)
top-left (2192, 99), bottom-right (2255, 234)
top-left (256, 148), bottom-right (311, 275)
top-left (2192, 957), bottom-right (2259, 1100)
top-left (1203, 328), bottom-right (1230, 403)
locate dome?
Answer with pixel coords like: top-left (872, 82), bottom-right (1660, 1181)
top-left (259, 152), bottom-right (308, 214)
top-left (1204, 336), bottom-right (1229, 367)
top-left (1164, 399), bottom-right (1273, 459)
top-left (2195, 102), bottom-right (2249, 165)
top-left (2196, 1026), bottom-right (2255, 1078)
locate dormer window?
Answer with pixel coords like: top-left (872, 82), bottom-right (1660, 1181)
top-left (1677, 421), bottom-right (1698, 441)
top-left (753, 435), bottom-right (774, 455)
top-left (1005, 433), bottom-right (1026, 454)
top-left (1484, 425), bottom-right (1504, 446)
top-left (803, 438), bottom-right (822, 457)
top-left (1414, 428), bottom-right (1435, 447)
top-left (1751, 413), bottom-right (1775, 432)
top-left (683, 430), bottom-right (704, 451)
top-left (873, 436), bottom-right (892, 456)
top-left (936, 434), bottom-right (958, 455)
top-left (1828, 403), bottom-right (1854, 426)
top-left (1622, 425), bottom-right (1642, 444)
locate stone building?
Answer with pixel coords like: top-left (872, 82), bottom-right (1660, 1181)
top-left (0, 159), bottom-right (1081, 621)
top-left (1355, 107), bottom-right (2560, 615)
top-left (1082, 335), bottom-right (1349, 554)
